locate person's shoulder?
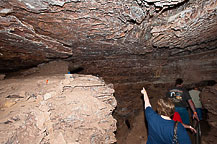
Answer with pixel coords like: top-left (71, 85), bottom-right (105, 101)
top-left (189, 89), bottom-right (198, 92)
top-left (145, 106), bottom-right (153, 112)
top-left (177, 122), bottom-right (185, 129)
top-left (173, 86), bottom-right (183, 89)
top-left (168, 87), bottom-right (178, 91)
top-left (180, 87), bottom-right (189, 93)
top-left (189, 89), bottom-right (194, 92)
top-left (145, 106), bottom-right (159, 119)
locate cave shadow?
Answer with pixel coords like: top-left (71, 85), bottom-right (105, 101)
top-left (69, 67), bottom-right (84, 74)
top-left (124, 119), bottom-right (131, 130)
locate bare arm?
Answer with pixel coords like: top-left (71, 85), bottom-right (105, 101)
top-left (141, 88), bottom-right (151, 109)
top-left (188, 99), bottom-right (199, 121)
top-left (182, 123), bottom-right (197, 133)
top-left (188, 99), bottom-right (196, 112)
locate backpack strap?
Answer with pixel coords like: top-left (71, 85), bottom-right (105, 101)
top-left (173, 121), bottom-right (179, 144)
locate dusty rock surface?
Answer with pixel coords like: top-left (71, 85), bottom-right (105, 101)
top-left (0, 74), bottom-right (117, 144)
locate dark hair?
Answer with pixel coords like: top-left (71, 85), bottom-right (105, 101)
top-left (156, 98), bottom-right (175, 117)
top-left (175, 78), bottom-right (183, 85)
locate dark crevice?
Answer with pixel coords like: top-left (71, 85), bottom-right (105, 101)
top-left (197, 80), bottom-right (216, 87)
top-left (125, 119), bottom-right (131, 129)
top-left (69, 67), bottom-right (84, 74)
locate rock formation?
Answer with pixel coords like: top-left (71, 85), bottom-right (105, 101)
top-left (0, 0), bottom-right (216, 76)
top-left (200, 84), bottom-right (217, 144)
top-left (0, 68), bottom-right (117, 143)
top-left (0, 0), bottom-right (217, 143)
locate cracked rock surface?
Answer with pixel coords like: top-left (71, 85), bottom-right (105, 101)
top-left (0, 0), bottom-right (216, 74)
top-left (0, 0), bottom-right (217, 143)
top-left (0, 73), bottom-right (117, 144)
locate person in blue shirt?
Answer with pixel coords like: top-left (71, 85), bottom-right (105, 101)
top-left (141, 88), bottom-right (191, 144)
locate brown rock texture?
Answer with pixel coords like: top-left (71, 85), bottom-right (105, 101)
top-left (0, 0), bottom-right (217, 143)
top-left (0, 74), bottom-right (117, 143)
top-left (200, 84), bottom-right (217, 144)
top-left (0, 0), bottom-right (216, 74)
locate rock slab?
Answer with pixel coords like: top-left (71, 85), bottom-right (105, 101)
top-left (0, 74), bottom-right (117, 144)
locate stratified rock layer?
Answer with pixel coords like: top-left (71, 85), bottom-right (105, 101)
top-left (0, 0), bottom-right (217, 72)
top-left (0, 0), bottom-right (217, 143)
top-left (0, 74), bottom-right (117, 144)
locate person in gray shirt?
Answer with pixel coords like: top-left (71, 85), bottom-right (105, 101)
top-left (189, 87), bottom-right (203, 120)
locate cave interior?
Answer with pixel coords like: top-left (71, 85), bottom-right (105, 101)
top-left (0, 0), bottom-right (217, 143)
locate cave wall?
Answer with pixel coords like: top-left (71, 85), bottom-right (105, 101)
top-left (200, 84), bottom-right (217, 144)
top-left (0, 0), bottom-right (217, 143)
top-left (80, 48), bottom-right (217, 134)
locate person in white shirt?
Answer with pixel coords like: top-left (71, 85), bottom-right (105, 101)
top-left (189, 87), bottom-right (203, 120)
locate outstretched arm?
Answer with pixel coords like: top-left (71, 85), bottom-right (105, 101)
top-left (141, 87), bottom-right (151, 109)
top-left (182, 123), bottom-right (197, 133)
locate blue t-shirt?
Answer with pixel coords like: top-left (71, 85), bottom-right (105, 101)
top-left (145, 107), bottom-right (191, 144)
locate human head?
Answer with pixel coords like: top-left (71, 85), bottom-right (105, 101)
top-left (194, 87), bottom-right (199, 90)
top-left (156, 98), bottom-right (175, 117)
top-left (175, 78), bottom-right (183, 86)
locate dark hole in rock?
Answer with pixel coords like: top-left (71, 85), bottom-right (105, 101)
top-left (198, 80), bottom-right (216, 86)
top-left (69, 67), bottom-right (84, 74)
top-left (125, 119), bottom-right (131, 129)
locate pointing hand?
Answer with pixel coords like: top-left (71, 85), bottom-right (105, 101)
top-left (141, 87), bottom-right (149, 102)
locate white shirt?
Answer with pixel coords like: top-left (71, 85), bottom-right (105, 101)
top-left (189, 90), bottom-right (202, 108)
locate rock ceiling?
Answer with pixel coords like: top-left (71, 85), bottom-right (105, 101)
top-left (0, 0), bottom-right (217, 83)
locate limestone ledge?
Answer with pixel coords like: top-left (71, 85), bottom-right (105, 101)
top-left (0, 74), bottom-right (117, 144)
